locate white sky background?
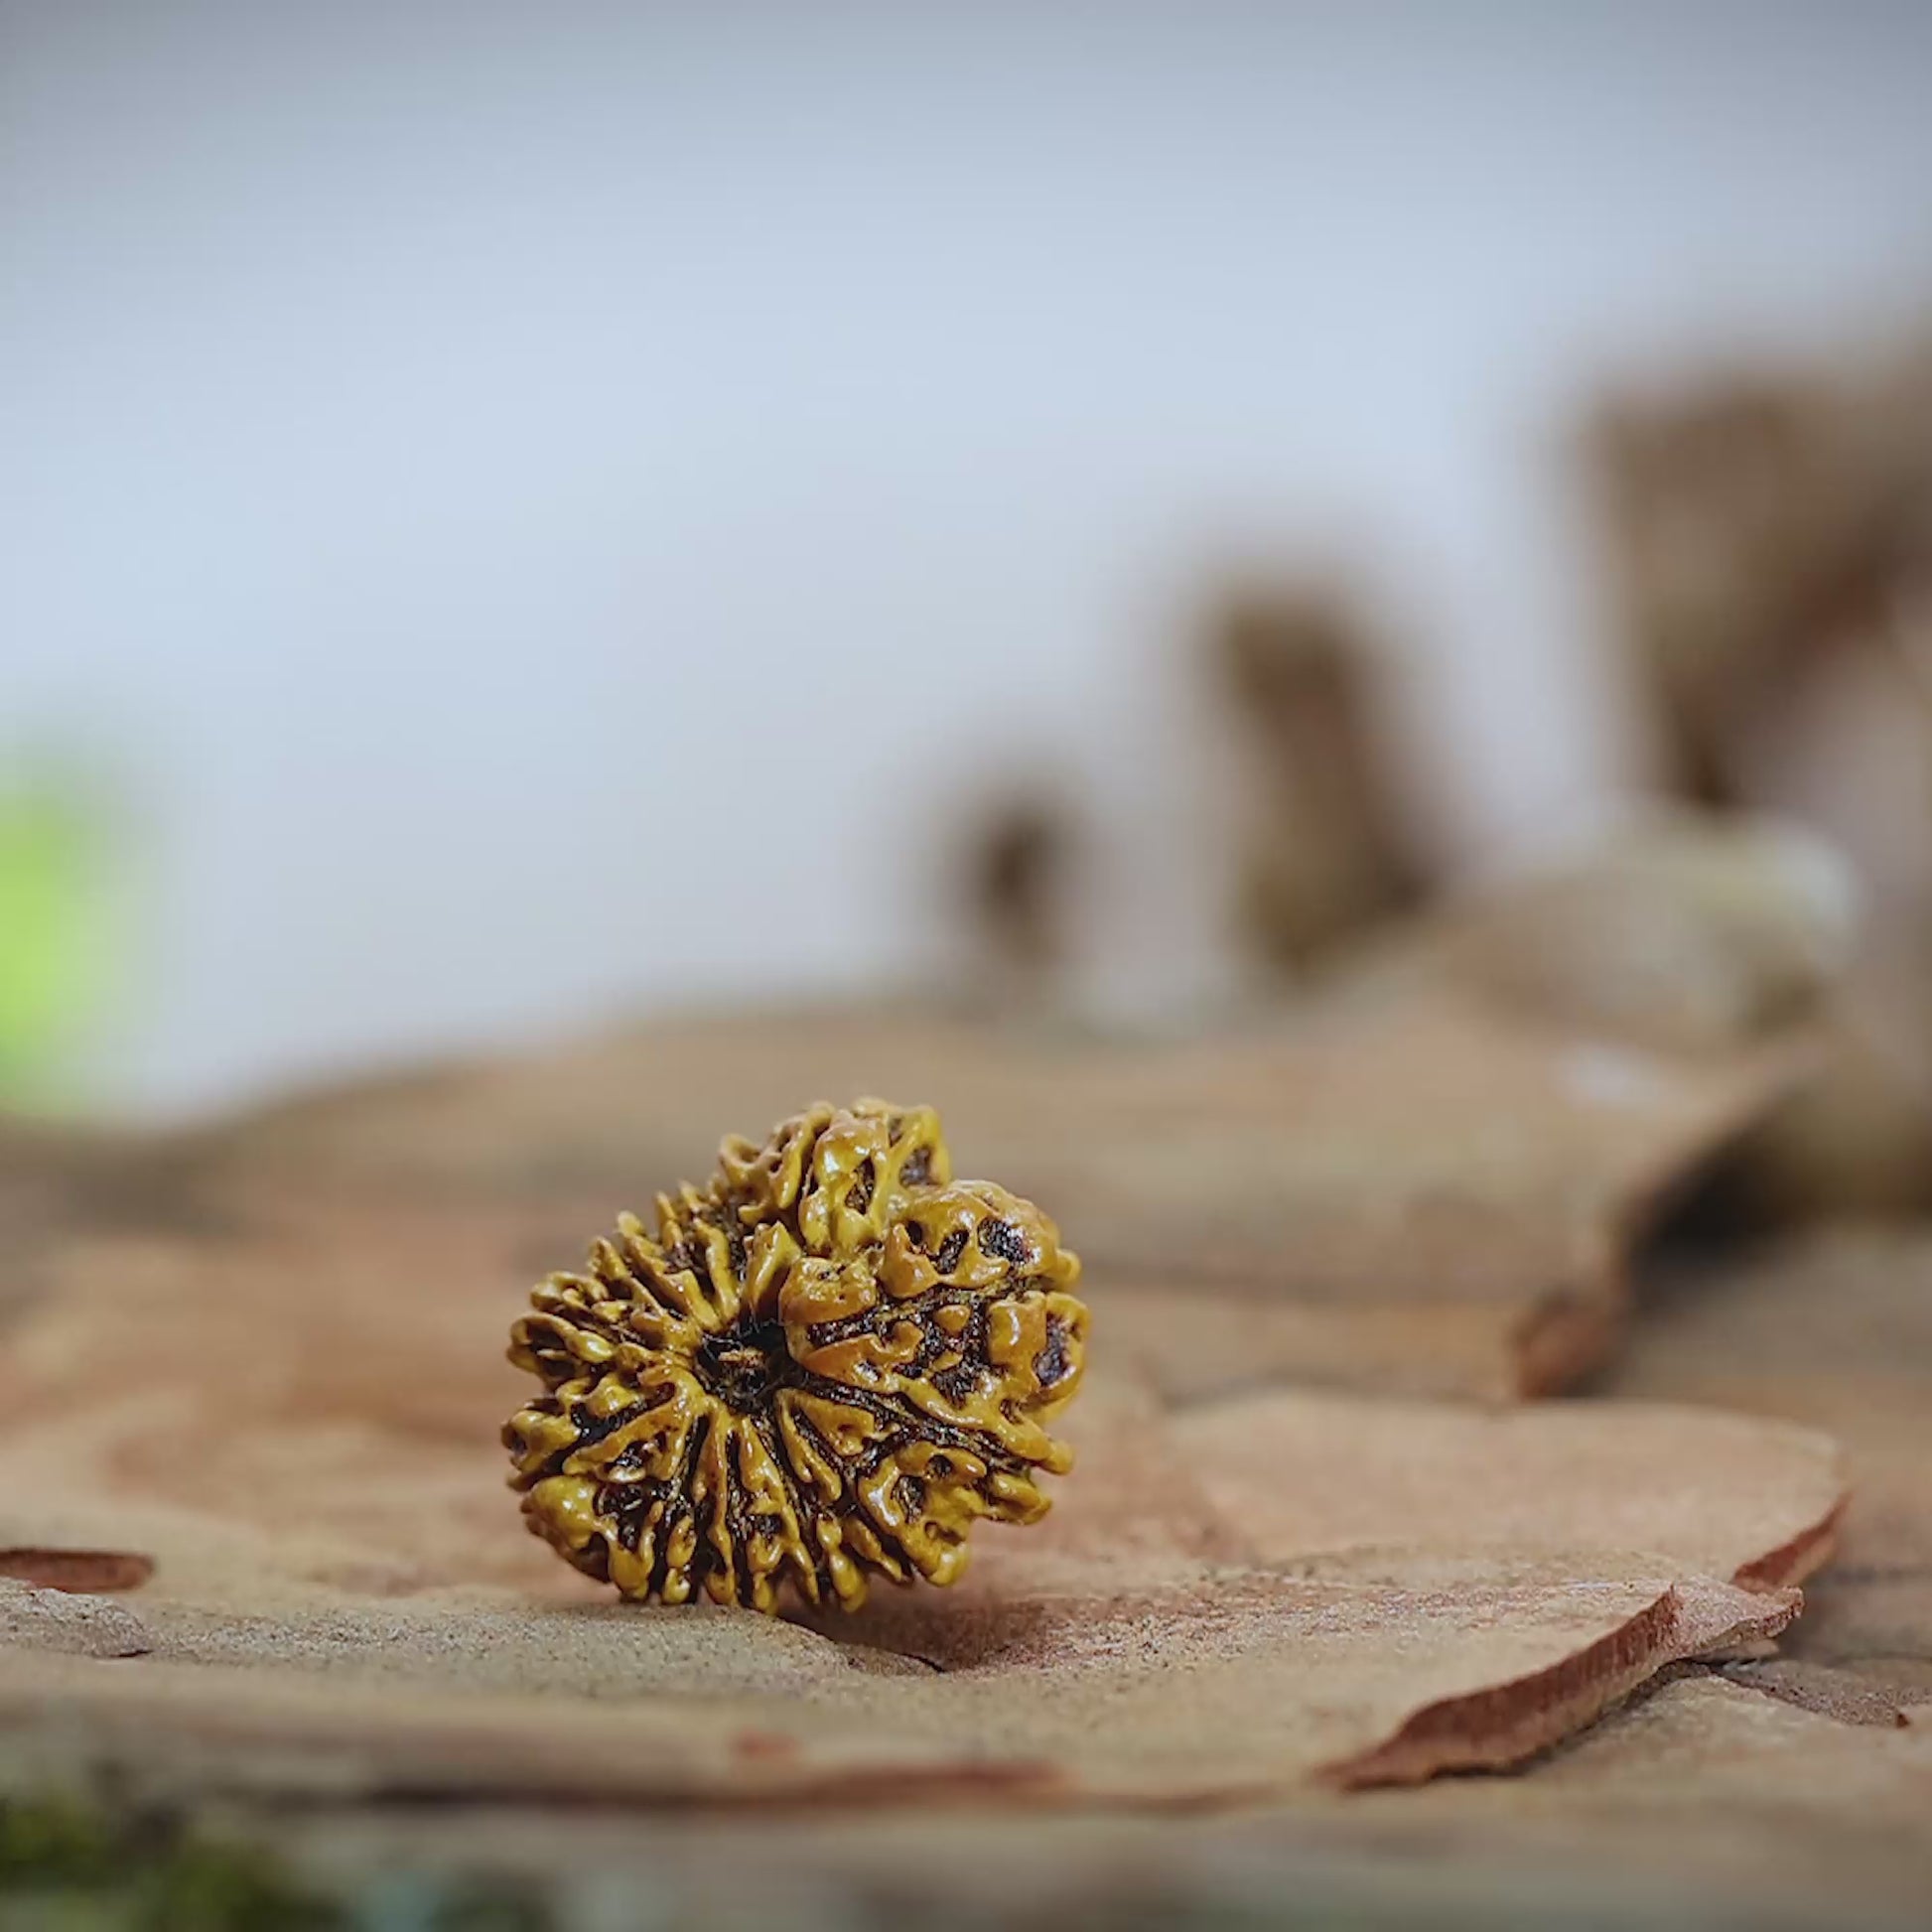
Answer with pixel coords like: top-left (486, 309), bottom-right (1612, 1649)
top-left (3, 1), bottom-right (1931, 1116)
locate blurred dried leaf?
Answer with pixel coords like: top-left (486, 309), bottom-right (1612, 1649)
top-left (1361, 813), bottom-right (1854, 1055)
top-left (1586, 358), bottom-right (1931, 812)
top-left (960, 796), bottom-right (1075, 999)
top-left (1211, 587), bottom-right (1430, 975)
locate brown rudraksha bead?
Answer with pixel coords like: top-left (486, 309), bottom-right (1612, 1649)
top-left (502, 1099), bottom-right (1087, 1612)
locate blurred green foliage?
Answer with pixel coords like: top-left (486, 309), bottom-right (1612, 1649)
top-left (0, 1795), bottom-right (338, 1931)
top-left (0, 777), bottom-right (110, 1104)
top-left (0, 1794), bottom-right (556, 1932)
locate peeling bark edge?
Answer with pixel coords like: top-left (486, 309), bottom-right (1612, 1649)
top-left (1733, 1495), bottom-right (1845, 1591)
top-left (1317, 1581), bottom-right (1799, 1790)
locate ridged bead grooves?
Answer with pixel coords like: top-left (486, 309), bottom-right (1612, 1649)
top-left (503, 1099), bottom-right (1088, 1612)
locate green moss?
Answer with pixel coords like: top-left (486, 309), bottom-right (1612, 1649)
top-left (0, 1795), bottom-right (563, 1932)
top-left (0, 1795), bottom-right (336, 1930)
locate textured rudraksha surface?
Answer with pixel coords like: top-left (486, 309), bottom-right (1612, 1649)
top-left (503, 1099), bottom-right (1087, 1611)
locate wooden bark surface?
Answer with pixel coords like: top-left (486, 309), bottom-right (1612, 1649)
top-left (5, 980), bottom-right (1926, 1924)
top-left (0, 1243), bottom-right (1823, 1808)
top-left (31, 978), bottom-right (1810, 1406)
top-left (1603, 1227), bottom-right (1932, 1712)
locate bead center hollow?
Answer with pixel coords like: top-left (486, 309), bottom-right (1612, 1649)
top-left (694, 1318), bottom-right (793, 1412)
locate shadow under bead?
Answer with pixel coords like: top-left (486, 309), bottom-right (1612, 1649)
top-left (502, 1099), bottom-right (1088, 1613)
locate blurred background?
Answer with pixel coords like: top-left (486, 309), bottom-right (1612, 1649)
top-left (5, 0), bottom-right (1932, 1120)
